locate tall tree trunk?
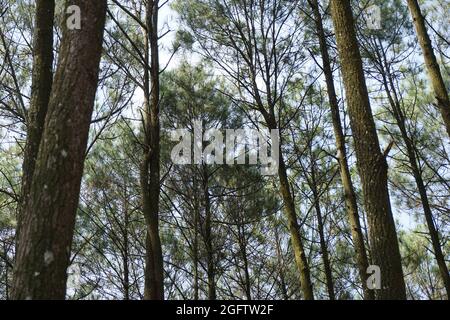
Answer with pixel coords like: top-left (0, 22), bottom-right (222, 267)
top-left (330, 0), bottom-right (406, 299)
top-left (18, 0), bottom-right (55, 247)
top-left (11, 0), bottom-right (107, 299)
top-left (308, 0), bottom-right (374, 300)
top-left (406, 0), bottom-right (450, 137)
top-left (375, 39), bottom-right (450, 299)
top-left (142, 0), bottom-right (164, 300)
top-left (310, 159), bottom-right (335, 300)
top-left (261, 112), bottom-right (314, 300)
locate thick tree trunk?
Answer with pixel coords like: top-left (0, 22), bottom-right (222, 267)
top-left (309, 0), bottom-right (374, 300)
top-left (18, 0), bottom-right (55, 245)
top-left (406, 0), bottom-right (450, 137)
top-left (330, 0), bottom-right (406, 299)
top-left (142, 0), bottom-right (164, 300)
top-left (310, 160), bottom-right (335, 300)
top-left (11, 0), bottom-right (107, 299)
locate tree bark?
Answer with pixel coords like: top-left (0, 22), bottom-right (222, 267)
top-left (142, 0), bottom-right (164, 300)
top-left (18, 0), bottom-right (55, 246)
top-left (309, 0), bottom-right (374, 300)
top-left (11, 0), bottom-right (107, 299)
top-left (330, 0), bottom-right (406, 299)
top-left (406, 0), bottom-right (450, 137)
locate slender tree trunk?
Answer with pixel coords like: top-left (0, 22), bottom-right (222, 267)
top-left (193, 175), bottom-right (200, 300)
top-left (11, 0), bottom-right (107, 299)
top-left (237, 220), bottom-right (251, 300)
top-left (202, 164), bottom-right (216, 300)
top-left (142, 0), bottom-right (164, 300)
top-left (18, 0), bottom-right (55, 247)
top-left (375, 40), bottom-right (450, 299)
top-left (274, 225), bottom-right (289, 300)
top-left (330, 0), bottom-right (406, 299)
top-left (278, 155), bottom-right (314, 300)
top-left (123, 188), bottom-right (130, 300)
top-left (310, 160), bottom-right (335, 300)
top-left (242, 245), bottom-right (252, 300)
top-left (309, 0), bottom-right (374, 300)
top-left (406, 0), bottom-right (450, 137)
top-left (260, 110), bottom-right (314, 299)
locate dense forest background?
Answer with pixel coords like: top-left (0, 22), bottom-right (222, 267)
top-left (0, 0), bottom-right (449, 300)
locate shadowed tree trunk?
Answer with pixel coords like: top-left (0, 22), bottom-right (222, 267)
top-left (11, 0), bottom-right (107, 299)
top-left (330, 0), bottom-right (406, 300)
top-left (18, 0), bottom-right (55, 246)
top-left (308, 0), bottom-right (374, 300)
top-left (141, 0), bottom-right (164, 300)
top-left (406, 0), bottom-right (450, 137)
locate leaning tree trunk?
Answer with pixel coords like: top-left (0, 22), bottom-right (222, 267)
top-left (11, 0), bottom-right (107, 299)
top-left (142, 0), bottom-right (164, 300)
top-left (330, 0), bottom-right (406, 299)
top-left (18, 0), bottom-right (55, 247)
top-left (309, 0), bottom-right (374, 300)
top-left (406, 0), bottom-right (450, 137)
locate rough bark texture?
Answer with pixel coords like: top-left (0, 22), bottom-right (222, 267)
top-left (330, 0), bottom-right (406, 299)
top-left (18, 0), bottom-right (55, 243)
top-left (406, 0), bottom-right (450, 137)
top-left (11, 0), bottom-right (107, 300)
top-left (309, 0), bottom-right (374, 300)
top-left (142, 0), bottom-right (164, 300)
